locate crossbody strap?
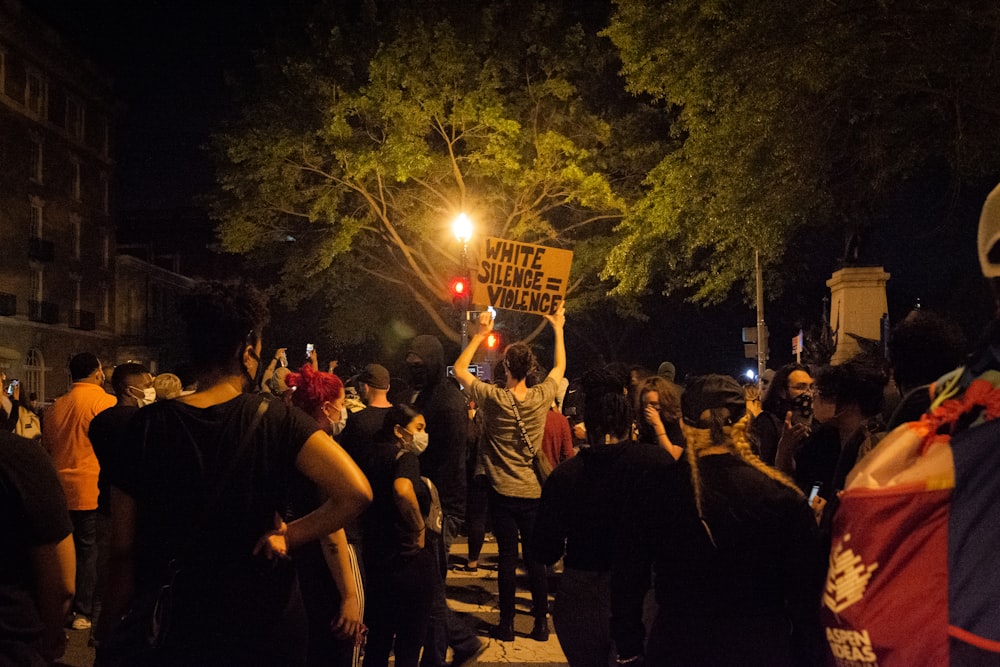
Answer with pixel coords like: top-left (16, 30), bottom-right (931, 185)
top-left (504, 388), bottom-right (537, 458)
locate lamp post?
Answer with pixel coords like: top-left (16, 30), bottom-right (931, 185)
top-left (453, 213), bottom-right (473, 348)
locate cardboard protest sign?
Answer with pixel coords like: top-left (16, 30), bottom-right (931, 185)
top-left (472, 237), bottom-right (573, 316)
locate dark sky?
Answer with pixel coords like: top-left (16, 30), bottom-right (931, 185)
top-left (25, 0), bottom-right (284, 210)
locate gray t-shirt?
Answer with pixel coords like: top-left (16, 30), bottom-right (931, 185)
top-left (466, 376), bottom-right (558, 499)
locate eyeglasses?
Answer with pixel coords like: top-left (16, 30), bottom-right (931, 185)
top-left (788, 383), bottom-right (816, 392)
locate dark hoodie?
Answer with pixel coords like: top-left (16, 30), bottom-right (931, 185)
top-left (407, 335), bottom-right (469, 522)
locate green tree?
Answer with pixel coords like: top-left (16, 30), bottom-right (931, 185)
top-left (603, 0), bottom-right (1000, 304)
top-left (212, 1), bottom-right (631, 345)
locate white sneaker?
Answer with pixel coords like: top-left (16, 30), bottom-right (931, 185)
top-left (71, 615), bottom-right (92, 630)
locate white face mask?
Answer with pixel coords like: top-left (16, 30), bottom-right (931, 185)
top-left (328, 405), bottom-right (348, 436)
top-left (402, 428), bottom-right (429, 455)
top-left (130, 386), bottom-right (157, 407)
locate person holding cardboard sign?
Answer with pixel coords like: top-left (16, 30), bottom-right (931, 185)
top-left (453, 306), bottom-right (566, 642)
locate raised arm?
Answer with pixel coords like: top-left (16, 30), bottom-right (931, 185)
top-left (544, 304), bottom-right (566, 385)
top-left (454, 311), bottom-right (493, 390)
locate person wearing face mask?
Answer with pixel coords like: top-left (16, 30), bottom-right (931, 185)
top-left (793, 358), bottom-right (887, 544)
top-left (93, 282), bottom-right (372, 666)
top-left (748, 363), bottom-right (815, 471)
top-left (359, 404), bottom-right (439, 667)
top-left (89, 362), bottom-right (154, 639)
top-left (42, 352), bottom-right (117, 633)
top-left (405, 337), bottom-right (483, 667)
top-left (285, 364), bottom-right (366, 667)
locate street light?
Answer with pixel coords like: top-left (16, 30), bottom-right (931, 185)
top-left (453, 213), bottom-right (473, 347)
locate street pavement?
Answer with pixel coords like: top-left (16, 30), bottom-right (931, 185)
top-left (58, 537), bottom-right (569, 667)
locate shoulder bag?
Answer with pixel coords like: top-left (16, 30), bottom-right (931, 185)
top-left (504, 388), bottom-right (552, 484)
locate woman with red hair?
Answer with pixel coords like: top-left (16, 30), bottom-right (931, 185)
top-left (286, 365), bottom-right (365, 667)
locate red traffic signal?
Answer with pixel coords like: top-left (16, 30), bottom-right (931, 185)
top-left (450, 277), bottom-right (470, 310)
top-left (485, 332), bottom-right (501, 349)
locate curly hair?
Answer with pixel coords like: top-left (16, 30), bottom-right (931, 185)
top-left (634, 376), bottom-right (682, 423)
top-left (179, 282), bottom-right (269, 375)
top-left (814, 357), bottom-right (888, 418)
top-left (287, 364), bottom-right (344, 417)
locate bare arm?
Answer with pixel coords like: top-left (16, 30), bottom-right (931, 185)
top-left (321, 529), bottom-right (362, 641)
top-left (454, 312), bottom-right (492, 389)
top-left (544, 304), bottom-right (566, 385)
top-left (31, 533), bottom-right (75, 662)
top-left (94, 487), bottom-right (137, 645)
top-left (287, 432), bottom-right (373, 552)
top-left (392, 477), bottom-right (425, 553)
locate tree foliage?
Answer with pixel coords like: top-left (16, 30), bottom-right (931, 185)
top-left (212, 0), bottom-right (635, 344)
top-left (603, 0), bottom-right (1000, 304)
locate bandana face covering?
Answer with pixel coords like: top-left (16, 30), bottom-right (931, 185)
top-left (791, 392), bottom-right (814, 420)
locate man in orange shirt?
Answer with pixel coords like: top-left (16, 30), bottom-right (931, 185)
top-left (42, 352), bottom-right (116, 631)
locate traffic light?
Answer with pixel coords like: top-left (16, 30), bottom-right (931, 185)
top-left (450, 276), bottom-right (469, 309)
top-left (485, 331), bottom-right (501, 350)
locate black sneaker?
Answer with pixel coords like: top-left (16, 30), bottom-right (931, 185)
top-left (529, 617), bottom-right (549, 642)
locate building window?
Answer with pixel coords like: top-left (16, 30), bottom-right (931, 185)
top-left (29, 136), bottom-right (43, 183)
top-left (100, 173), bottom-right (109, 214)
top-left (100, 283), bottom-right (110, 324)
top-left (66, 96), bottom-right (85, 141)
top-left (29, 200), bottom-right (43, 238)
top-left (25, 70), bottom-right (47, 118)
top-left (70, 158), bottom-right (81, 200)
top-left (24, 349), bottom-right (44, 403)
top-left (102, 117), bottom-right (110, 157)
top-left (70, 216), bottom-right (81, 259)
top-left (73, 278), bottom-right (82, 311)
top-left (30, 269), bottom-right (43, 302)
top-left (101, 232), bottom-right (109, 268)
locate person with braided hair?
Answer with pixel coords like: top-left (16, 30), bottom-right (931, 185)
top-left (533, 366), bottom-right (674, 667)
top-left (611, 374), bottom-right (825, 667)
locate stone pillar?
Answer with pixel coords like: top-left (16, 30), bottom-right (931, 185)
top-left (826, 267), bottom-right (890, 364)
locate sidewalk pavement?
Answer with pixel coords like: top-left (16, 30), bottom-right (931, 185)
top-left (58, 537), bottom-right (569, 667)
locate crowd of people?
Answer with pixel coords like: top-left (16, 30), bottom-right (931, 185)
top-left (3, 192), bottom-right (1000, 667)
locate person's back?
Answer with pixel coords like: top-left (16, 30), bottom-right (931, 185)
top-left (115, 395), bottom-right (319, 656)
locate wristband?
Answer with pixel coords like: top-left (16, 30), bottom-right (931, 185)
top-left (616, 656), bottom-right (642, 665)
top-left (655, 431), bottom-right (666, 437)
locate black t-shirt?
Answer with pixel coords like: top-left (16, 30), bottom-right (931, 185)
top-left (110, 394), bottom-right (319, 640)
top-left (533, 441), bottom-right (675, 571)
top-left (0, 433), bottom-right (72, 650)
top-left (88, 404), bottom-right (139, 513)
top-left (338, 406), bottom-right (391, 471)
top-left (360, 441), bottom-right (430, 567)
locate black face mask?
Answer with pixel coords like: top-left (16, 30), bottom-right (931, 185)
top-left (408, 362), bottom-right (429, 390)
top-left (791, 392), bottom-right (813, 419)
top-left (243, 347), bottom-right (264, 393)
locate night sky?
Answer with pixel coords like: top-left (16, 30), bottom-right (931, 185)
top-left (20, 0), bottom-right (999, 376)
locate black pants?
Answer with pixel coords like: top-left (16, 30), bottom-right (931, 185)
top-left (488, 489), bottom-right (548, 623)
top-left (362, 549), bottom-right (436, 667)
